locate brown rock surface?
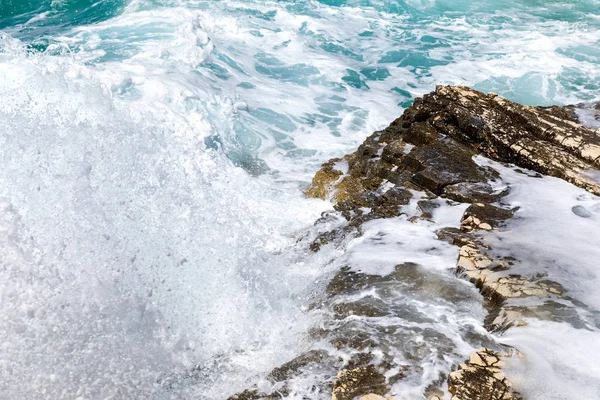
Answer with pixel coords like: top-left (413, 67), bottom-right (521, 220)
top-left (400, 86), bottom-right (600, 195)
top-left (307, 86), bottom-right (600, 204)
top-left (331, 366), bottom-right (388, 400)
top-left (448, 349), bottom-right (521, 400)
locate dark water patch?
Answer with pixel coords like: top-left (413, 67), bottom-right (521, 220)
top-left (1, 0), bottom-right (129, 43)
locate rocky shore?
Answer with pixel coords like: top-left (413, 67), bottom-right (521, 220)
top-left (230, 86), bottom-right (600, 400)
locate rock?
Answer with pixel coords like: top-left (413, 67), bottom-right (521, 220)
top-left (325, 266), bottom-right (385, 297)
top-left (537, 105), bottom-right (580, 123)
top-left (448, 349), bottom-right (522, 400)
top-left (371, 187), bottom-right (413, 219)
top-left (435, 227), bottom-right (474, 246)
top-left (487, 301), bottom-right (592, 332)
top-left (416, 198), bottom-right (441, 220)
top-left (410, 86), bottom-right (600, 195)
top-left (331, 365), bottom-right (388, 400)
top-left (403, 139), bottom-right (493, 195)
top-left (442, 181), bottom-right (508, 204)
top-left (306, 85), bottom-right (600, 224)
top-left (358, 394), bottom-right (387, 400)
top-left (310, 224), bottom-right (357, 252)
top-left (305, 158), bottom-right (344, 200)
top-left (226, 350), bottom-right (340, 399)
top-left (268, 350), bottom-right (335, 382)
top-left (227, 388), bottom-right (282, 400)
top-left (241, 86), bottom-right (600, 399)
top-left (332, 297), bottom-right (391, 318)
top-left (460, 203), bottom-right (516, 232)
top-left (456, 241), bottom-right (564, 305)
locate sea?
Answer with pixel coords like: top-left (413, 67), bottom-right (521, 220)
top-left (0, 1), bottom-right (599, 399)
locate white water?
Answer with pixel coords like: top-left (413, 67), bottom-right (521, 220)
top-left (476, 158), bottom-right (600, 400)
top-left (338, 198), bottom-right (487, 398)
top-left (0, 31), bottom-right (333, 398)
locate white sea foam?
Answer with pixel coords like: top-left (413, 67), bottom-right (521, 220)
top-left (501, 320), bottom-right (600, 399)
top-left (476, 157), bottom-right (600, 311)
top-left (0, 34), bottom-right (331, 398)
top-left (475, 158), bottom-right (600, 399)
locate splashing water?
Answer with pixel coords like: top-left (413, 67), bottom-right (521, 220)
top-left (0, 0), bottom-right (599, 398)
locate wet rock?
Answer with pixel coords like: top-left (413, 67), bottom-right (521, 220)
top-left (442, 182), bottom-right (507, 204)
top-left (268, 350), bottom-right (335, 382)
top-left (302, 261), bottom-right (482, 399)
top-left (491, 276), bottom-right (563, 299)
top-left (331, 365), bottom-right (388, 400)
top-left (305, 158), bottom-right (344, 200)
top-left (358, 394), bottom-right (387, 400)
top-left (326, 267), bottom-right (385, 298)
top-left (417, 199), bottom-right (440, 220)
top-left (460, 203), bottom-right (516, 232)
top-left (227, 388), bottom-right (282, 400)
top-left (418, 86), bottom-right (600, 195)
top-left (371, 187), bottom-right (413, 219)
top-left (305, 86), bottom-right (600, 225)
top-left (404, 139), bottom-right (494, 195)
top-left (310, 225), bottom-right (357, 252)
top-left (538, 105), bottom-right (580, 124)
top-left (448, 349), bottom-right (521, 400)
top-left (486, 300), bottom-right (591, 332)
top-left (435, 227), bottom-right (474, 246)
top-left (330, 330), bottom-right (378, 352)
top-left (308, 211), bottom-right (358, 252)
top-left (456, 242), bottom-right (564, 306)
top-left (333, 297), bottom-right (391, 319)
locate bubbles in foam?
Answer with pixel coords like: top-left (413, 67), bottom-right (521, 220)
top-left (501, 320), bottom-right (600, 399)
top-left (0, 34), bottom-right (329, 398)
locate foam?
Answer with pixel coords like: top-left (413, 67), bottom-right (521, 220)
top-left (0, 34), bottom-right (331, 398)
top-left (501, 320), bottom-right (600, 399)
top-left (476, 157), bottom-right (600, 311)
top-left (475, 157), bottom-right (600, 399)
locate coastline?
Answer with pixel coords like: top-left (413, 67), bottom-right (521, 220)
top-left (231, 86), bottom-right (600, 400)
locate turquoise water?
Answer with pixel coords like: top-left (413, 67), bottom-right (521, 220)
top-left (0, 1), bottom-right (599, 399)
